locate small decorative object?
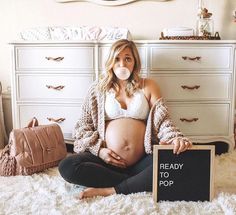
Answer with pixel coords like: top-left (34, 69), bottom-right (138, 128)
top-left (233, 10), bottom-right (236, 22)
top-left (162, 27), bottom-right (194, 37)
top-left (159, 31), bottom-right (221, 40)
top-left (20, 26), bottom-right (132, 41)
top-left (196, 7), bottom-right (214, 36)
top-left (159, 2), bottom-right (220, 41)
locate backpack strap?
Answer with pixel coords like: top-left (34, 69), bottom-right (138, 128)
top-left (27, 117), bottom-right (39, 128)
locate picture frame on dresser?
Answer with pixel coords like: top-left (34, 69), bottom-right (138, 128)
top-left (10, 40), bottom-right (236, 151)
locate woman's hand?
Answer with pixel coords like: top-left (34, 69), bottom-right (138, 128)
top-left (160, 137), bottom-right (192, 154)
top-left (98, 148), bottom-right (127, 168)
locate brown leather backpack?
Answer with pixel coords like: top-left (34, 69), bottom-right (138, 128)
top-left (0, 118), bottom-right (67, 176)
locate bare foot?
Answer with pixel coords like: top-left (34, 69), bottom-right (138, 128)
top-left (78, 187), bottom-right (116, 199)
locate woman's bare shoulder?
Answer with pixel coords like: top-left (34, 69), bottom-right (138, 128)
top-left (144, 78), bottom-right (161, 93)
top-left (143, 78), bottom-right (162, 106)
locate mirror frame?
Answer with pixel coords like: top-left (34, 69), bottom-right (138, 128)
top-left (55, 0), bottom-right (168, 6)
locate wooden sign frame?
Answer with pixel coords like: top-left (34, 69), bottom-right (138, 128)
top-left (153, 145), bottom-right (215, 202)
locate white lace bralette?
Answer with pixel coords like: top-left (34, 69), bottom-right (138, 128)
top-left (105, 89), bottom-right (150, 121)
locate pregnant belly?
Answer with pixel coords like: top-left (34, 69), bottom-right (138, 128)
top-left (105, 118), bottom-right (146, 166)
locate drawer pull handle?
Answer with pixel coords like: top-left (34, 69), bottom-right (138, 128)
top-left (46, 85), bottom-right (65, 90)
top-left (181, 85), bottom-right (200, 90)
top-left (45, 57), bottom-right (64, 62)
top-left (182, 56), bottom-right (201, 61)
top-left (47, 117), bottom-right (65, 123)
top-left (180, 118), bottom-right (199, 122)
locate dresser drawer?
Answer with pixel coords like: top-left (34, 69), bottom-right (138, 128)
top-left (16, 47), bottom-right (94, 71)
top-left (98, 46), bottom-right (147, 71)
top-left (17, 74), bottom-right (94, 101)
top-left (150, 46), bottom-right (232, 71)
top-left (168, 103), bottom-right (230, 136)
top-left (151, 74), bottom-right (231, 101)
top-left (18, 104), bottom-right (82, 140)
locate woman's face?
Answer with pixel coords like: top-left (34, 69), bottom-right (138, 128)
top-left (113, 47), bottom-right (135, 76)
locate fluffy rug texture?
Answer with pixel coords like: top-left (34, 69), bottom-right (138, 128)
top-left (1, 150), bottom-right (236, 215)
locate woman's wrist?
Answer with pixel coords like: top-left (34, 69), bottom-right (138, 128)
top-left (98, 147), bottom-right (105, 158)
top-left (98, 140), bottom-right (107, 157)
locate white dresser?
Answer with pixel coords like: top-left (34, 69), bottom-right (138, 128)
top-left (11, 40), bottom-right (236, 151)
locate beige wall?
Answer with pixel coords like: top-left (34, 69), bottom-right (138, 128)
top-left (0, 0), bottom-right (236, 90)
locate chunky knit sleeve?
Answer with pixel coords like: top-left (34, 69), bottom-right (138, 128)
top-left (152, 98), bottom-right (189, 143)
top-left (73, 83), bottom-right (104, 156)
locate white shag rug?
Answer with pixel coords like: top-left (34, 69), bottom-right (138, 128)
top-left (1, 151), bottom-right (236, 215)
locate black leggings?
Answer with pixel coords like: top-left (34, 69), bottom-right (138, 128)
top-left (58, 152), bottom-right (153, 194)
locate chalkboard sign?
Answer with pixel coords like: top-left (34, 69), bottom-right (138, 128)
top-left (153, 145), bottom-right (215, 202)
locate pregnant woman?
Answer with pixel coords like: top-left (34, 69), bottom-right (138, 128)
top-left (59, 39), bottom-right (191, 199)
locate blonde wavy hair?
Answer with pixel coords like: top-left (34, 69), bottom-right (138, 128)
top-left (99, 39), bottom-right (141, 97)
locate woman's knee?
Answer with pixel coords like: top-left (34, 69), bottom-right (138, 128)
top-left (58, 152), bottom-right (98, 183)
top-left (58, 155), bottom-right (76, 182)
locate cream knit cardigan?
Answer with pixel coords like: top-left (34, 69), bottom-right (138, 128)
top-left (74, 82), bottom-right (187, 156)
